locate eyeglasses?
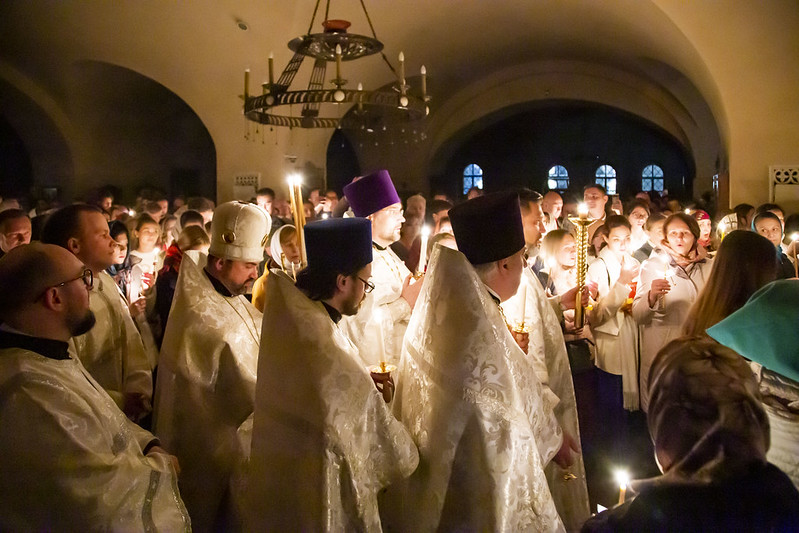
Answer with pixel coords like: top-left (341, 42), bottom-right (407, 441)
top-left (357, 276), bottom-right (375, 293)
top-left (39, 269), bottom-right (93, 300)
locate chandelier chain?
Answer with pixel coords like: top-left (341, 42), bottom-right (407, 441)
top-left (306, 0), bottom-right (323, 36)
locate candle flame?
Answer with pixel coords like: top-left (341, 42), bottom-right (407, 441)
top-left (577, 202), bottom-right (588, 216)
top-left (614, 469), bottom-right (630, 489)
top-left (684, 208), bottom-right (692, 215)
top-left (791, 232), bottom-right (799, 241)
top-left (287, 172), bottom-right (302, 186)
top-left (421, 225), bottom-right (431, 237)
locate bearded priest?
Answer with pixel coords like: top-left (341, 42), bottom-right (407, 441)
top-left (243, 218), bottom-right (418, 531)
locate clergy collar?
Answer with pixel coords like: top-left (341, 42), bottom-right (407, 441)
top-left (485, 285), bottom-right (502, 306)
top-left (372, 241), bottom-right (388, 251)
top-left (204, 269), bottom-right (234, 297)
top-left (321, 301), bottom-right (343, 324)
top-left (0, 326), bottom-right (71, 360)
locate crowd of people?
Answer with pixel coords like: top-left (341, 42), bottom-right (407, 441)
top-left (0, 177), bottom-right (798, 532)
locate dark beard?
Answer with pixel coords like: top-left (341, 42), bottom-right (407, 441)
top-left (70, 310), bottom-right (96, 337)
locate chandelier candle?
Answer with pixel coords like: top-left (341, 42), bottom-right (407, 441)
top-left (268, 52), bottom-right (274, 86)
top-left (421, 65), bottom-right (427, 99)
top-left (399, 51), bottom-right (406, 94)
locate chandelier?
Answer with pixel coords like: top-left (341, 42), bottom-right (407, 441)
top-left (242, 0), bottom-right (429, 130)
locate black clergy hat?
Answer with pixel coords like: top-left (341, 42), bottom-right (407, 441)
top-left (449, 191), bottom-right (525, 265)
top-left (304, 218), bottom-right (373, 275)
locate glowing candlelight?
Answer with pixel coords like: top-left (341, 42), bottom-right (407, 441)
top-left (518, 283), bottom-right (527, 327)
top-left (373, 307), bottom-right (387, 366)
top-left (287, 173), bottom-right (307, 267)
top-left (718, 220), bottom-right (727, 242)
top-left (268, 52), bottom-right (274, 86)
top-left (684, 208), bottom-right (691, 215)
top-left (420, 65), bottom-right (427, 98)
top-left (577, 202), bottom-right (589, 219)
top-left (615, 469), bottom-right (630, 506)
top-left (398, 51), bottom-right (406, 94)
top-left (418, 225), bottom-right (431, 275)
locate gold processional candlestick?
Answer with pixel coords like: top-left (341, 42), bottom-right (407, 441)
top-left (287, 174), bottom-right (308, 268)
top-left (569, 204), bottom-right (593, 328)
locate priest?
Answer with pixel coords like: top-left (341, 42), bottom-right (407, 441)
top-left (153, 201), bottom-right (270, 532)
top-left (244, 218), bottom-right (419, 531)
top-left (386, 192), bottom-right (572, 532)
top-left (341, 169), bottom-right (423, 367)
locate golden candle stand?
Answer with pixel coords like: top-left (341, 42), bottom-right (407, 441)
top-left (568, 209), bottom-right (594, 328)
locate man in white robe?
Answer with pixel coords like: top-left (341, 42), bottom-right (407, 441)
top-left (386, 192), bottom-right (576, 532)
top-left (244, 218), bottom-right (418, 531)
top-left (42, 203), bottom-right (152, 421)
top-left (154, 201), bottom-right (270, 531)
top-left (0, 243), bottom-right (189, 530)
top-left (341, 169), bottom-right (423, 367)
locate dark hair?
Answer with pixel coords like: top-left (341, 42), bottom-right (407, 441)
top-left (784, 214), bottom-right (799, 236)
top-left (256, 187), bottom-right (275, 199)
top-left (663, 212), bottom-right (701, 243)
top-left (180, 209), bottom-right (205, 228)
top-left (0, 209), bottom-right (29, 231)
top-left (186, 197), bottom-right (215, 213)
top-left (177, 225), bottom-right (210, 251)
top-left (583, 183), bottom-right (607, 196)
top-left (135, 214), bottom-right (158, 231)
top-left (430, 199), bottom-right (453, 215)
top-left (108, 220), bottom-right (130, 265)
top-left (518, 188), bottom-right (543, 211)
top-left (755, 203), bottom-right (784, 218)
top-left (605, 214), bottom-right (632, 233)
top-left (591, 224), bottom-right (610, 254)
top-left (41, 204), bottom-right (103, 249)
top-left (626, 199), bottom-right (651, 217)
top-left (733, 203), bottom-right (755, 227)
top-left (683, 231), bottom-right (779, 336)
top-left (294, 265), bottom-right (361, 301)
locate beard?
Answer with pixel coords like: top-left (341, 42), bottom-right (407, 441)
top-left (341, 292), bottom-right (366, 317)
top-left (69, 310), bottom-right (96, 337)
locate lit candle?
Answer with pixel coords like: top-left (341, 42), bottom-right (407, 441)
top-left (418, 225), bottom-right (431, 275)
top-left (335, 44), bottom-right (342, 82)
top-left (718, 220), bottom-right (727, 242)
top-left (357, 82), bottom-right (363, 111)
top-left (373, 307), bottom-right (387, 366)
top-left (615, 469), bottom-right (630, 506)
top-left (244, 68), bottom-right (250, 98)
top-left (684, 208), bottom-right (692, 215)
top-left (518, 283), bottom-right (527, 327)
top-left (577, 202), bottom-right (589, 220)
top-left (398, 51), bottom-right (406, 94)
top-left (268, 52), bottom-right (274, 86)
top-left (420, 65), bottom-right (427, 98)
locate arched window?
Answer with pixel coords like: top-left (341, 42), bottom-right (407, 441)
top-left (595, 164), bottom-right (617, 195)
top-left (642, 164), bottom-right (664, 193)
top-left (463, 163), bottom-right (484, 195)
top-left (547, 165), bottom-right (569, 191)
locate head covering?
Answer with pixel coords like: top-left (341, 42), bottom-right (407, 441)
top-left (693, 210), bottom-right (710, 222)
top-left (708, 279), bottom-right (799, 382)
top-left (449, 191), bottom-right (525, 265)
top-left (269, 224), bottom-right (296, 269)
top-left (343, 169), bottom-right (401, 217)
top-left (209, 201), bottom-right (271, 263)
top-left (645, 336), bottom-right (768, 484)
top-left (304, 218), bottom-right (372, 275)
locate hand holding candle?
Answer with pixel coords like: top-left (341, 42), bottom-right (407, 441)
top-left (615, 469), bottom-right (630, 506)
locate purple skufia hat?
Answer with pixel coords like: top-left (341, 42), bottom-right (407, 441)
top-left (343, 169), bottom-right (401, 217)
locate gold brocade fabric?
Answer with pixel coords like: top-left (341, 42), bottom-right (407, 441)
top-left (502, 268), bottom-right (591, 531)
top-left (0, 347), bottom-right (189, 531)
top-left (244, 272), bottom-right (419, 532)
top-left (384, 245), bottom-right (565, 532)
top-left (153, 251), bottom-right (261, 532)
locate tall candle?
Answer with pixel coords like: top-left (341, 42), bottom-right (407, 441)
top-left (268, 52), bottom-right (274, 86)
top-left (518, 283), bottom-right (527, 326)
top-left (244, 68), bottom-right (250, 98)
top-left (577, 202), bottom-right (589, 219)
top-left (373, 307), bottom-right (387, 365)
top-left (418, 225), bottom-right (431, 274)
top-left (615, 470), bottom-right (630, 506)
top-left (398, 51), bottom-right (406, 93)
top-left (420, 65), bottom-right (427, 98)
top-left (335, 44), bottom-right (342, 82)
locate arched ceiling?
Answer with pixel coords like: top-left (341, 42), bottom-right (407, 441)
top-left (0, 1), bottom-right (797, 207)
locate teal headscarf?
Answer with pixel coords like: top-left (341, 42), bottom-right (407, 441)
top-left (707, 279), bottom-right (799, 382)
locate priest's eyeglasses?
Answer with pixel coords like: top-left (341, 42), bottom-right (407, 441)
top-left (39, 269), bottom-right (94, 300)
top-left (357, 276), bottom-right (375, 293)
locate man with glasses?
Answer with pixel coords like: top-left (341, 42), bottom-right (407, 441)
top-left (0, 243), bottom-right (189, 530)
top-left (244, 217), bottom-right (418, 530)
top-left (41, 204), bottom-right (153, 423)
top-left (342, 169), bottom-right (423, 367)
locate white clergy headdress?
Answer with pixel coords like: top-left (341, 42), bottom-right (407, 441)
top-left (209, 201), bottom-right (271, 263)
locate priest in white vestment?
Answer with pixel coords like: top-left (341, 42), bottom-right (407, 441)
top-left (244, 218), bottom-right (418, 531)
top-left (154, 201), bottom-right (270, 531)
top-left (502, 267), bottom-right (591, 531)
top-left (41, 204), bottom-right (153, 421)
top-left (0, 243), bottom-right (190, 531)
top-left (341, 169), bottom-right (423, 367)
top-left (385, 192), bottom-right (573, 532)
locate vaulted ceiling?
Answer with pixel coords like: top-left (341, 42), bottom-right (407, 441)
top-left (1, 1), bottom-right (797, 207)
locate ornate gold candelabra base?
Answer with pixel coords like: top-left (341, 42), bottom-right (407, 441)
top-left (568, 215), bottom-right (593, 328)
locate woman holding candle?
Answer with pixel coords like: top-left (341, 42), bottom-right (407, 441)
top-left (632, 213), bottom-right (712, 412)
